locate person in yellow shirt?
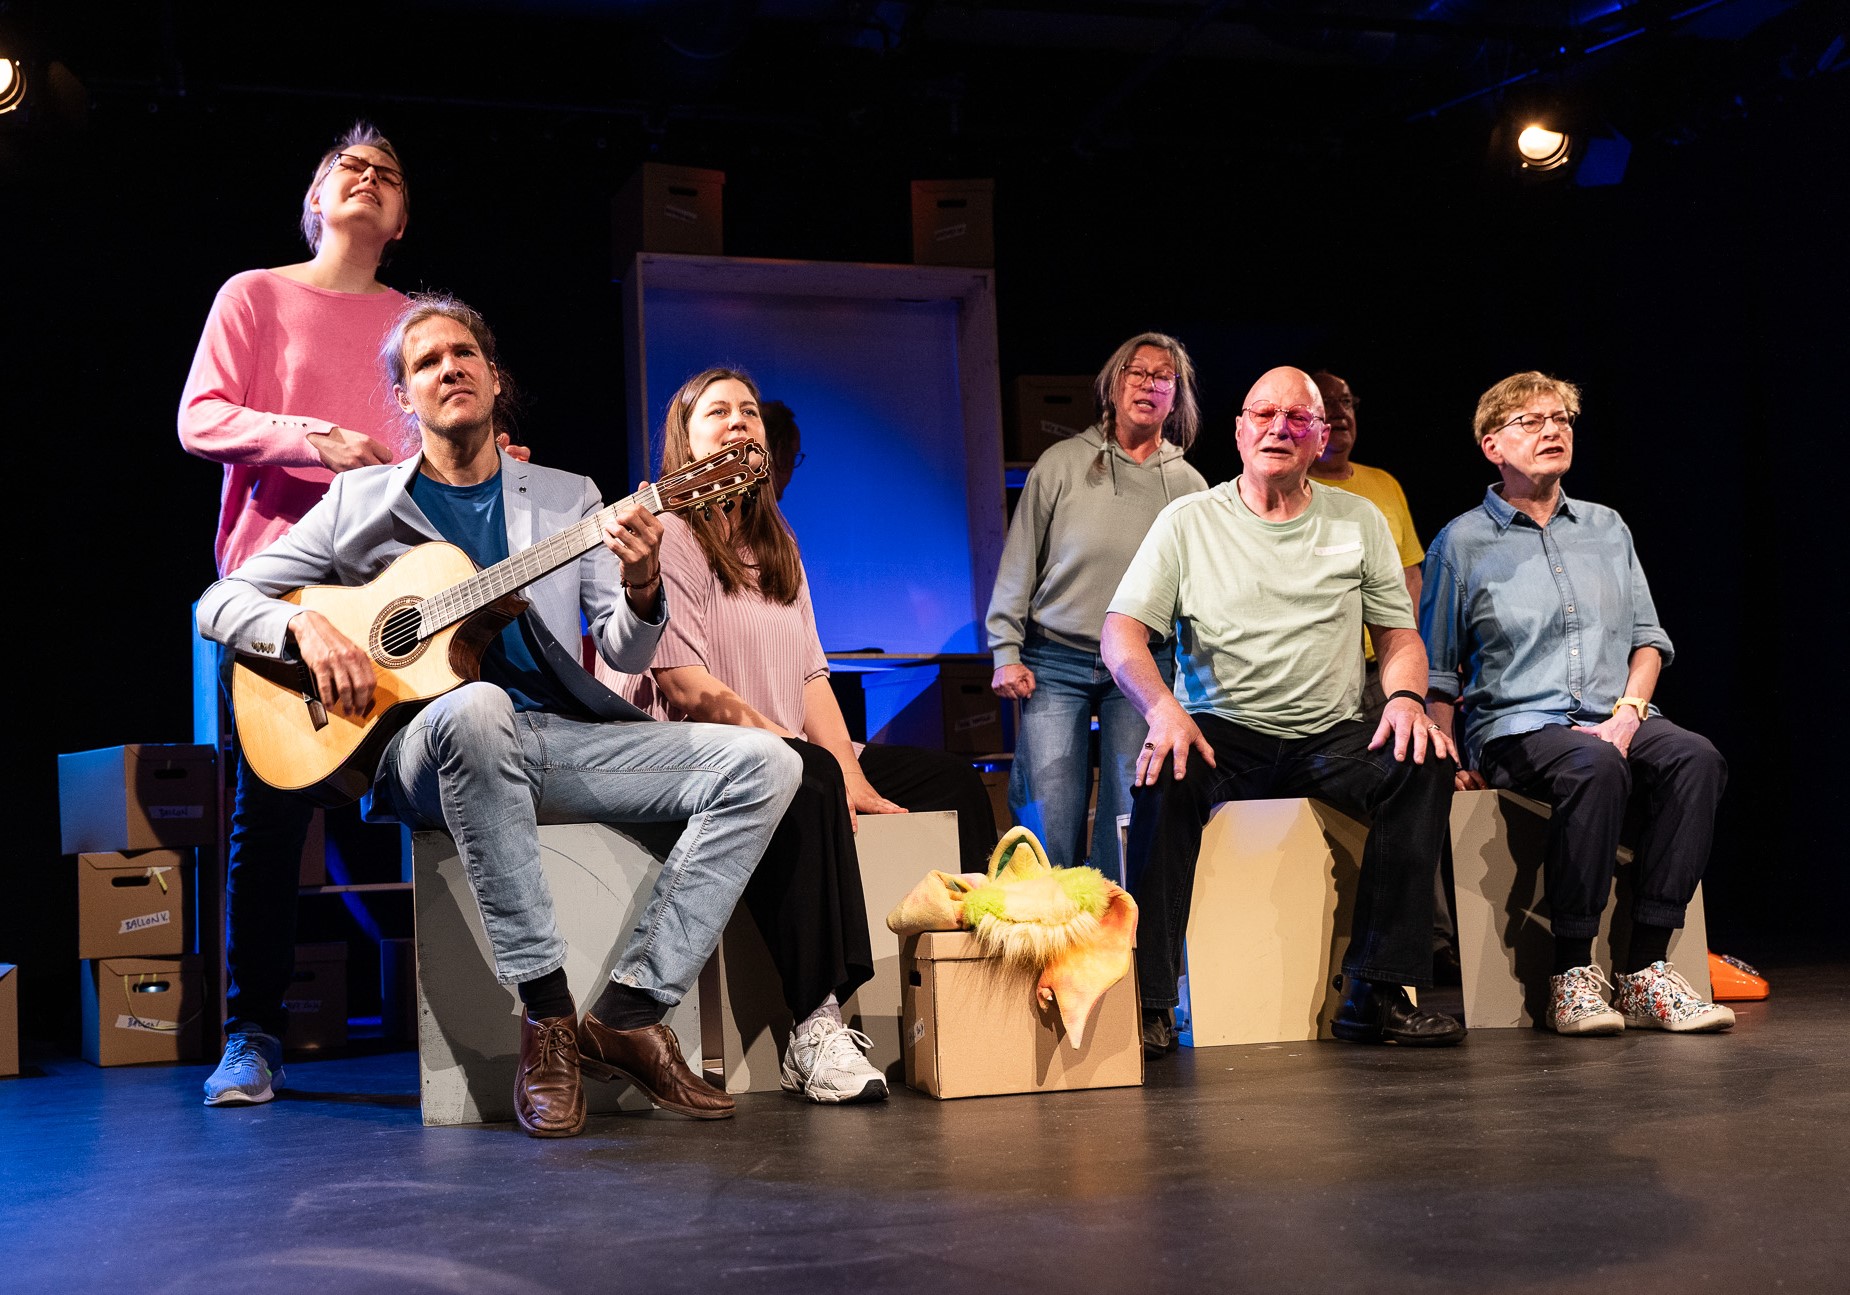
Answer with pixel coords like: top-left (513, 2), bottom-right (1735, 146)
top-left (1309, 371), bottom-right (1425, 711)
top-left (1310, 370), bottom-right (1458, 981)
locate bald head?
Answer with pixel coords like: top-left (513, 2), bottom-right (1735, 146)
top-left (1243, 366), bottom-right (1323, 415)
top-left (1235, 365), bottom-right (1329, 492)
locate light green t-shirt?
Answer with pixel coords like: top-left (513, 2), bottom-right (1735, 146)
top-left (1108, 479), bottom-right (1416, 738)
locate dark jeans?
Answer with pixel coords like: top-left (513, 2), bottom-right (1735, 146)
top-left (751, 740), bottom-right (998, 1019)
top-left (218, 645), bottom-right (317, 1040)
top-left (1479, 719), bottom-right (1726, 938)
top-left (1126, 713), bottom-right (1455, 1010)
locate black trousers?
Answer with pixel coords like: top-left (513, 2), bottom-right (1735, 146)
top-left (217, 645), bottom-right (317, 1040)
top-left (747, 740), bottom-right (998, 1019)
top-left (1479, 719), bottom-right (1726, 939)
top-left (1126, 714), bottom-right (1454, 1011)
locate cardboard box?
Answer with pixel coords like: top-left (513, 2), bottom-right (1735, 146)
top-left (0, 963), bottom-right (18, 1077)
top-left (911, 178), bottom-right (994, 267)
top-left (76, 849), bottom-right (188, 959)
top-left (864, 660), bottom-right (1008, 755)
top-left (284, 942), bottom-right (348, 1051)
top-left (1007, 374), bottom-right (1097, 461)
top-left (978, 767), bottom-right (1012, 832)
top-left (612, 162), bottom-right (725, 274)
top-left (80, 956), bottom-right (203, 1067)
top-left (59, 744), bottom-right (216, 855)
top-left (901, 931), bottom-right (1142, 1099)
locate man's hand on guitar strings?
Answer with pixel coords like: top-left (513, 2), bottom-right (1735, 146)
top-left (602, 491), bottom-right (665, 593)
top-left (288, 610), bottom-right (377, 717)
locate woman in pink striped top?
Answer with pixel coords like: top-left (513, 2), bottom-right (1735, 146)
top-left (602, 367), bottom-right (997, 1104)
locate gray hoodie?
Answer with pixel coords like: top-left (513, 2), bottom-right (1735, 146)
top-left (987, 423), bottom-right (1209, 665)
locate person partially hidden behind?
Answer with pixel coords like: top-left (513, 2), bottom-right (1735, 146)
top-left (1105, 365), bottom-right (1465, 1057)
top-left (197, 295), bottom-right (802, 1135)
top-left (1420, 372), bottom-right (1732, 1036)
top-left (760, 399), bottom-right (804, 501)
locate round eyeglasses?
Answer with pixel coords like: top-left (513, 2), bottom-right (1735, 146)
top-left (326, 152), bottom-right (405, 189)
top-left (1242, 405), bottom-right (1327, 439)
top-left (1497, 411), bottom-right (1576, 434)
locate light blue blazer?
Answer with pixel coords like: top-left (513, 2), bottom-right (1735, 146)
top-left (196, 449), bottom-right (661, 722)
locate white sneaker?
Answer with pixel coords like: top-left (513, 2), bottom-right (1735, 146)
top-left (1612, 960), bottom-right (1736, 1033)
top-left (1547, 964), bottom-right (1625, 1036)
top-left (780, 1016), bottom-right (889, 1104)
top-left (203, 1032), bottom-right (284, 1106)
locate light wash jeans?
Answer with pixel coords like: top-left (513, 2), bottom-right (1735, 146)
top-left (1009, 636), bottom-right (1174, 872)
top-left (372, 683), bottom-right (800, 1003)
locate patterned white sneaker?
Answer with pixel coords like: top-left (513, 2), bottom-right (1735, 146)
top-left (1612, 961), bottom-right (1736, 1033)
top-left (1546, 965), bottom-right (1625, 1036)
top-left (203, 1032), bottom-right (285, 1105)
top-left (779, 1017), bottom-right (889, 1104)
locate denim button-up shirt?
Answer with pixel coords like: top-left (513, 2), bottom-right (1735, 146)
top-left (1419, 485), bottom-right (1674, 769)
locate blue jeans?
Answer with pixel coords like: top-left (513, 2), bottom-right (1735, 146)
top-left (1010, 636), bottom-right (1174, 871)
top-left (372, 683), bottom-right (801, 1004)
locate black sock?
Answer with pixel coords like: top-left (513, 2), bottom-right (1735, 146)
top-left (517, 968), bottom-right (574, 1021)
top-left (1627, 922), bottom-right (1674, 974)
top-left (1554, 936), bottom-right (1595, 975)
top-left (591, 979), bottom-right (666, 1030)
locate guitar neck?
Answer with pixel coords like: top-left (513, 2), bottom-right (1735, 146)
top-left (417, 481), bottom-right (665, 636)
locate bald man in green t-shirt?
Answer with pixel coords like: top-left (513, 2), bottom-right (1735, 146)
top-left (1103, 366), bottom-right (1465, 1056)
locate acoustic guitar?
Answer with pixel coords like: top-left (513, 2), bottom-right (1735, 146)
top-left (231, 443), bottom-right (767, 806)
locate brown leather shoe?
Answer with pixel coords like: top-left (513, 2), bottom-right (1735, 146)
top-left (516, 1010), bottom-right (587, 1137)
top-left (577, 1012), bottom-right (735, 1120)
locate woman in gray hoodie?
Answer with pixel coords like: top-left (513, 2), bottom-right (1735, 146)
top-left (987, 332), bottom-right (1208, 871)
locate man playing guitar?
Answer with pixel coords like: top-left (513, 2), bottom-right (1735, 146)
top-left (198, 295), bottom-right (801, 1137)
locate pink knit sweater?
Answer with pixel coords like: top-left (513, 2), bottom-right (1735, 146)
top-left (178, 270), bottom-right (410, 574)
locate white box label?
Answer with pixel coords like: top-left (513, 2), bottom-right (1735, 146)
top-left (115, 1014), bottom-right (176, 1033)
top-left (148, 805), bottom-right (205, 820)
top-left (120, 910), bottom-right (172, 935)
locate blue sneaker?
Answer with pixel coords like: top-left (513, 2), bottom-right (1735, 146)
top-left (203, 1032), bottom-right (285, 1106)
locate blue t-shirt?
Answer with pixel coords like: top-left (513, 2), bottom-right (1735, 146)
top-left (408, 471), bottom-right (576, 714)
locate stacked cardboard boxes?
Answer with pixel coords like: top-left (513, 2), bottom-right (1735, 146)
top-left (58, 745), bottom-right (212, 1066)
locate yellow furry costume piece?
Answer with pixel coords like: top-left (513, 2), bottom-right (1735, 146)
top-left (886, 826), bottom-right (1138, 1047)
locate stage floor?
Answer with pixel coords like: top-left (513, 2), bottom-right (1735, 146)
top-left (4, 962), bottom-right (1845, 1294)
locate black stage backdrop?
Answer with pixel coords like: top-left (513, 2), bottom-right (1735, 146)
top-left (7, 4), bottom-right (1846, 1045)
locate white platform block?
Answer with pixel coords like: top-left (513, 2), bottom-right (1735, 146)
top-left (1449, 788), bottom-right (1710, 1028)
top-left (412, 821), bottom-right (699, 1127)
top-left (1179, 798), bottom-right (1373, 1048)
top-left (701, 811), bottom-right (961, 1094)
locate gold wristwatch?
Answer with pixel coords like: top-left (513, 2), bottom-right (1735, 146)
top-left (1612, 696), bottom-right (1649, 722)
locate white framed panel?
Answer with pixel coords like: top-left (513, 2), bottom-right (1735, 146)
top-left (621, 254), bottom-right (1004, 655)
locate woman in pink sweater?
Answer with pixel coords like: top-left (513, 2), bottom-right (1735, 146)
top-left (178, 123), bottom-right (413, 1108)
top-left (604, 366), bottom-right (997, 1104)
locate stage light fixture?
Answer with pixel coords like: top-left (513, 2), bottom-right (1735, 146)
top-left (0, 59), bottom-right (26, 114)
top-left (1515, 122), bottom-right (1572, 171)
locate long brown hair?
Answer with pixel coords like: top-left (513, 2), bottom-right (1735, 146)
top-left (659, 367), bottom-right (803, 604)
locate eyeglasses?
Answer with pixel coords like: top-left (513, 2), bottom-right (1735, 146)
top-left (1324, 393), bottom-right (1358, 411)
top-left (1122, 366), bottom-right (1178, 393)
top-left (1497, 411), bottom-right (1576, 434)
top-left (1242, 405), bottom-right (1327, 438)
top-left (326, 152), bottom-right (405, 189)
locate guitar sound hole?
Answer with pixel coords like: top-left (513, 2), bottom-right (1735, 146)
top-left (372, 600), bottom-right (430, 665)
